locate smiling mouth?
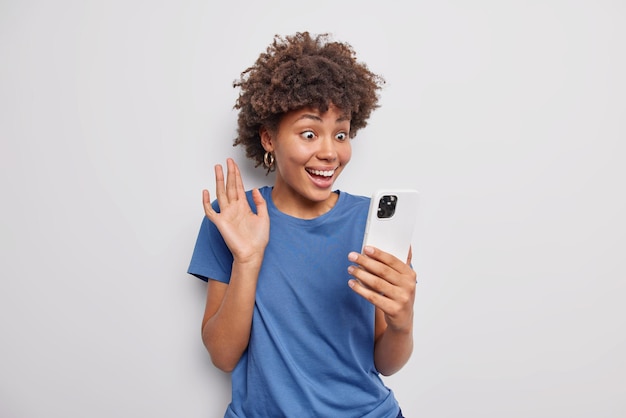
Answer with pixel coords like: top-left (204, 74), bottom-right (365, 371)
top-left (306, 168), bottom-right (335, 178)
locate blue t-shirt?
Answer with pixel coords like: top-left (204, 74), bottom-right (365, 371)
top-left (188, 186), bottom-right (400, 418)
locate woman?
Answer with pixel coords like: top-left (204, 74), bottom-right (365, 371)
top-left (188, 32), bottom-right (415, 417)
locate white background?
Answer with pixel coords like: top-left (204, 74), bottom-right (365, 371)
top-left (1, 1), bottom-right (625, 417)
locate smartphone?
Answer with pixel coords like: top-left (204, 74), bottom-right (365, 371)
top-left (362, 189), bottom-right (419, 261)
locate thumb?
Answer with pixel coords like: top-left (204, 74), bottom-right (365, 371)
top-left (202, 189), bottom-right (216, 219)
top-left (251, 188), bottom-right (268, 218)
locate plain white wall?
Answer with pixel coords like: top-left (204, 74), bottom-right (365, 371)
top-left (1, 1), bottom-right (624, 417)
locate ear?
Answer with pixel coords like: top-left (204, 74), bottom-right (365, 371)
top-left (260, 127), bottom-right (274, 152)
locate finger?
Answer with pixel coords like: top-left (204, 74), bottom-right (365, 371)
top-left (362, 246), bottom-right (413, 278)
top-left (347, 262), bottom-right (394, 297)
top-left (233, 159), bottom-right (248, 200)
top-left (349, 249), bottom-right (404, 288)
top-left (202, 189), bottom-right (216, 219)
top-left (407, 246), bottom-right (413, 265)
top-left (225, 158), bottom-right (238, 202)
top-left (213, 163), bottom-right (226, 204)
top-left (349, 277), bottom-right (414, 328)
top-left (348, 278), bottom-right (393, 310)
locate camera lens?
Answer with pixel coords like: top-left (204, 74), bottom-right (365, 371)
top-left (377, 195), bottom-right (398, 218)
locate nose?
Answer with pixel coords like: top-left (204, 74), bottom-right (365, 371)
top-left (316, 136), bottom-right (338, 161)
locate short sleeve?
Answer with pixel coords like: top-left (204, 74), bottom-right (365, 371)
top-left (187, 206), bottom-right (233, 283)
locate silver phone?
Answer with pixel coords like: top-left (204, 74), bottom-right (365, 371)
top-left (362, 189), bottom-right (419, 261)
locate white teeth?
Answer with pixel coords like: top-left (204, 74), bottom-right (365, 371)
top-left (308, 169), bottom-right (334, 177)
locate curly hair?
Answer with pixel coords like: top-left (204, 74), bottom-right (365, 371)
top-left (232, 32), bottom-right (385, 170)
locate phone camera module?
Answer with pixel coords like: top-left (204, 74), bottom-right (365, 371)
top-left (377, 195), bottom-right (398, 219)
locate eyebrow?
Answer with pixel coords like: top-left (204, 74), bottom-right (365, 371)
top-left (296, 113), bottom-right (350, 123)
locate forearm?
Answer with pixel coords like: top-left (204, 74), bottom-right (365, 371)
top-left (202, 258), bottom-right (262, 372)
top-left (374, 324), bottom-right (414, 376)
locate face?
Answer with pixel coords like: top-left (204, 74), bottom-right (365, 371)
top-left (261, 104), bottom-right (352, 219)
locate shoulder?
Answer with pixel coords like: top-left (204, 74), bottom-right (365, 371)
top-left (337, 190), bottom-right (370, 207)
top-left (332, 190), bottom-right (370, 223)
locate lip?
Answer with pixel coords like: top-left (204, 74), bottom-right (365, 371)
top-left (305, 167), bottom-right (337, 176)
top-left (305, 167), bottom-right (337, 188)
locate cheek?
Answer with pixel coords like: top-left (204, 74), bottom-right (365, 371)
top-left (339, 143), bottom-right (352, 165)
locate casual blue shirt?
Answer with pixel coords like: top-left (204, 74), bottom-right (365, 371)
top-left (188, 186), bottom-right (400, 418)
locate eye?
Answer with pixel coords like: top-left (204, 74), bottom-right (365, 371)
top-left (335, 132), bottom-right (348, 141)
top-left (301, 130), bottom-right (316, 140)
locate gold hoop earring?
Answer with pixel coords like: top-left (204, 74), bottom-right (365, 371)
top-left (263, 151), bottom-right (275, 171)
